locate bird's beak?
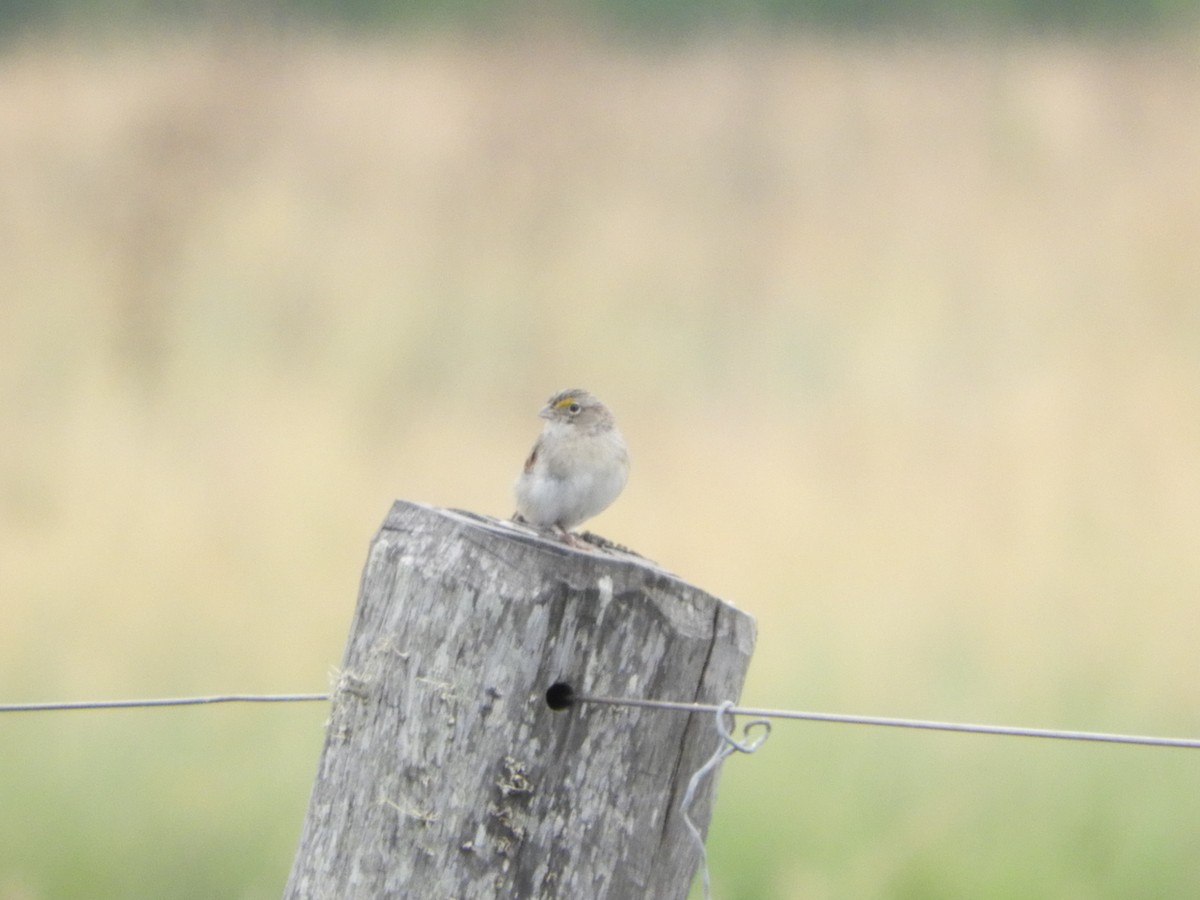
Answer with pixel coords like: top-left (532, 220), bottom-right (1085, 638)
top-left (537, 405), bottom-right (554, 420)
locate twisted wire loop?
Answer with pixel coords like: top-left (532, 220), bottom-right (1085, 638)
top-left (680, 701), bottom-right (772, 900)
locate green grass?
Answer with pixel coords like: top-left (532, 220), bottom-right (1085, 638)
top-left (3, 24), bottom-right (1200, 898)
top-left (0, 707), bottom-right (326, 899)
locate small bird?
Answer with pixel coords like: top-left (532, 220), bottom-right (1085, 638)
top-left (514, 388), bottom-right (629, 545)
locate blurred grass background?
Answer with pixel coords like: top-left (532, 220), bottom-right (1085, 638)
top-left (2, 1), bottom-right (1200, 897)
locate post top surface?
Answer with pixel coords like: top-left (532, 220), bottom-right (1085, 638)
top-left (379, 498), bottom-right (755, 627)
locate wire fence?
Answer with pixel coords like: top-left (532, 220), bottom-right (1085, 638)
top-left (0, 693), bottom-right (330, 712)
top-left (4, 688), bottom-right (1198, 749)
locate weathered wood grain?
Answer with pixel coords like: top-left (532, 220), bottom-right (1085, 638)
top-left (285, 500), bottom-right (756, 899)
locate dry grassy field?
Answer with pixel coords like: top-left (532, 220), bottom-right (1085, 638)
top-left (1, 22), bottom-right (1199, 898)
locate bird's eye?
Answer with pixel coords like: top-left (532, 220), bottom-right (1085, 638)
top-left (568, 402), bottom-right (581, 414)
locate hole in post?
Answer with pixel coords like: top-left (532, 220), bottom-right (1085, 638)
top-left (545, 682), bottom-right (575, 711)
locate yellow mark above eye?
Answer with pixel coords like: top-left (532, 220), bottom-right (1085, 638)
top-left (553, 396), bottom-right (579, 409)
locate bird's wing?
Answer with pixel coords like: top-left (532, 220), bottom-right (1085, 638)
top-left (523, 437), bottom-right (541, 473)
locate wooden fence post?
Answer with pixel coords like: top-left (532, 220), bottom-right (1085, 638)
top-left (284, 500), bottom-right (757, 899)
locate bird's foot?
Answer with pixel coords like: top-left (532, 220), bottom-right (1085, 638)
top-left (554, 526), bottom-right (594, 550)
